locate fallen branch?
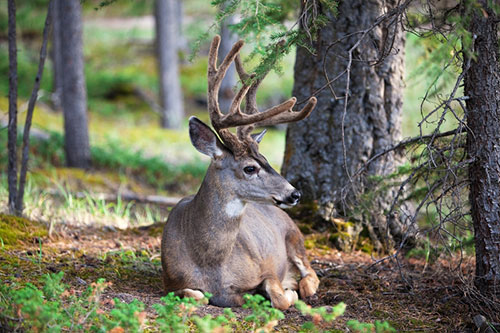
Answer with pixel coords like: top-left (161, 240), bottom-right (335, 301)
top-left (46, 189), bottom-right (181, 207)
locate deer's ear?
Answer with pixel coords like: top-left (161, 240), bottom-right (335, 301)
top-left (189, 117), bottom-right (225, 159)
top-left (251, 129), bottom-right (267, 144)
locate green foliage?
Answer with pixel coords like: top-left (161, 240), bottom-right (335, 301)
top-left (86, 69), bottom-right (142, 101)
top-left (0, 44), bottom-right (53, 99)
top-left (153, 292), bottom-right (200, 332)
top-left (296, 300), bottom-right (346, 322)
top-left (105, 298), bottom-right (146, 332)
top-left (0, 272), bottom-right (403, 332)
top-left (197, 0), bottom-right (338, 79)
top-left (0, 129), bottom-right (206, 191)
top-left (0, 0), bottom-right (51, 37)
top-left (296, 300), bottom-right (346, 332)
top-left (41, 271), bottom-right (66, 301)
top-left (242, 293), bottom-right (284, 328)
top-left (90, 139), bottom-right (207, 189)
top-left (347, 319), bottom-right (396, 333)
top-left (82, 0), bottom-right (152, 16)
top-left (192, 308), bottom-right (235, 333)
top-left (0, 272), bottom-right (110, 332)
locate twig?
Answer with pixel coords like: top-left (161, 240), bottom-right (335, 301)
top-left (16, 0), bottom-right (54, 214)
top-left (7, 0), bottom-right (18, 213)
top-left (343, 126), bottom-right (466, 194)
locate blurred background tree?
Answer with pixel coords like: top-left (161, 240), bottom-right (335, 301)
top-left (155, 0), bottom-right (184, 129)
top-left (57, 0), bottom-right (91, 168)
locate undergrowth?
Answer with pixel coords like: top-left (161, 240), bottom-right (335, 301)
top-left (0, 272), bottom-right (394, 332)
top-left (0, 130), bottom-right (207, 191)
top-left (0, 175), bottom-right (167, 229)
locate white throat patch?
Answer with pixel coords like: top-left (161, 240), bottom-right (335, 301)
top-left (224, 199), bottom-right (245, 218)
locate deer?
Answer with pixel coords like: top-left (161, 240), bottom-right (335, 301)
top-left (160, 35), bottom-right (320, 310)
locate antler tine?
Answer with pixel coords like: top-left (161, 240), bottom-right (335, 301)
top-left (207, 35), bottom-right (221, 74)
top-left (207, 36), bottom-right (317, 154)
top-left (207, 35), bottom-right (245, 123)
top-left (234, 54), bottom-right (251, 82)
top-left (253, 97), bottom-right (317, 128)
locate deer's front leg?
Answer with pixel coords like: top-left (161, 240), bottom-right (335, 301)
top-left (263, 277), bottom-right (298, 310)
top-left (293, 256), bottom-right (320, 298)
top-left (285, 230), bottom-right (320, 298)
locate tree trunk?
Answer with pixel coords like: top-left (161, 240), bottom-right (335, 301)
top-left (16, 0), bottom-right (53, 215)
top-left (464, 0), bottom-right (500, 295)
top-left (218, 6), bottom-right (238, 113)
top-left (155, 0), bottom-right (184, 129)
top-left (283, 0), bottom-right (411, 251)
top-left (175, 0), bottom-right (188, 55)
top-left (59, 0), bottom-right (90, 169)
top-left (51, 0), bottom-right (63, 111)
top-left (7, 0), bottom-right (18, 214)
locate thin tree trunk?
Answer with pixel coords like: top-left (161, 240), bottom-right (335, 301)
top-left (155, 0), bottom-right (183, 129)
top-left (7, 0), bottom-right (18, 214)
top-left (464, 0), bottom-right (500, 295)
top-left (283, 0), bottom-right (411, 252)
top-left (59, 0), bottom-right (91, 168)
top-left (16, 0), bottom-right (53, 215)
top-left (51, 0), bottom-right (63, 111)
top-left (218, 6), bottom-right (238, 113)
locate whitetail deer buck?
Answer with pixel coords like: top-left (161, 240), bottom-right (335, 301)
top-left (161, 36), bottom-right (319, 310)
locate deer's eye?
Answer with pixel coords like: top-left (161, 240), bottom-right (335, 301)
top-left (243, 166), bottom-right (257, 175)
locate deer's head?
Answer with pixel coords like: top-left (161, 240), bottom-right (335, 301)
top-left (188, 36), bottom-right (317, 209)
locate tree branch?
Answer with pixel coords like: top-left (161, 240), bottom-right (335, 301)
top-left (348, 126), bottom-right (466, 184)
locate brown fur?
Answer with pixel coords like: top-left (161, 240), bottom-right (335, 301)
top-left (161, 142), bottom-right (319, 309)
top-left (161, 35), bottom-right (318, 309)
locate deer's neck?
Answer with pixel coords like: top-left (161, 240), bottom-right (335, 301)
top-left (188, 165), bottom-right (246, 266)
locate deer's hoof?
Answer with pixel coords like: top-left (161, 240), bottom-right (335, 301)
top-left (285, 288), bottom-right (298, 305)
top-left (182, 288), bottom-right (205, 301)
top-left (299, 274), bottom-right (320, 298)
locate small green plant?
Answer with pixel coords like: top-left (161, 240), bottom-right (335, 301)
top-left (153, 292), bottom-right (200, 332)
top-left (242, 294), bottom-right (284, 332)
top-left (0, 271), bottom-right (398, 332)
top-left (192, 308), bottom-right (235, 333)
top-left (0, 272), bottom-right (110, 332)
top-left (295, 300), bottom-right (346, 332)
top-left (104, 298), bottom-right (146, 332)
top-left (347, 319), bottom-right (396, 333)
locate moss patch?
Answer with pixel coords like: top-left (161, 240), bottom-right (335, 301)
top-left (0, 214), bottom-right (47, 249)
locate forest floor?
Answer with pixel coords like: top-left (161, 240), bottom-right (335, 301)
top-left (0, 215), bottom-right (482, 332)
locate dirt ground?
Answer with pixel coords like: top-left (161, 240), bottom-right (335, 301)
top-left (0, 222), bottom-right (494, 332)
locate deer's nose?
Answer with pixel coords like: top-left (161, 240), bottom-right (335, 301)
top-left (290, 190), bottom-right (301, 202)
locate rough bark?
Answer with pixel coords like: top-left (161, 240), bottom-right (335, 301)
top-left (59, 0), bottom-right (91, 168)
top-left (283, 0), bottom-right (411, 251)
top-left (218, 6), bottom-right (238, 113)
top-left (7, 0), bottom-right (18, 214)
top-left (155, 0), bottom-right (184, 129)
top-left (51, 0), bottom-right (63, 111)
top-left (464, 0), bottom-right (500, 295)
